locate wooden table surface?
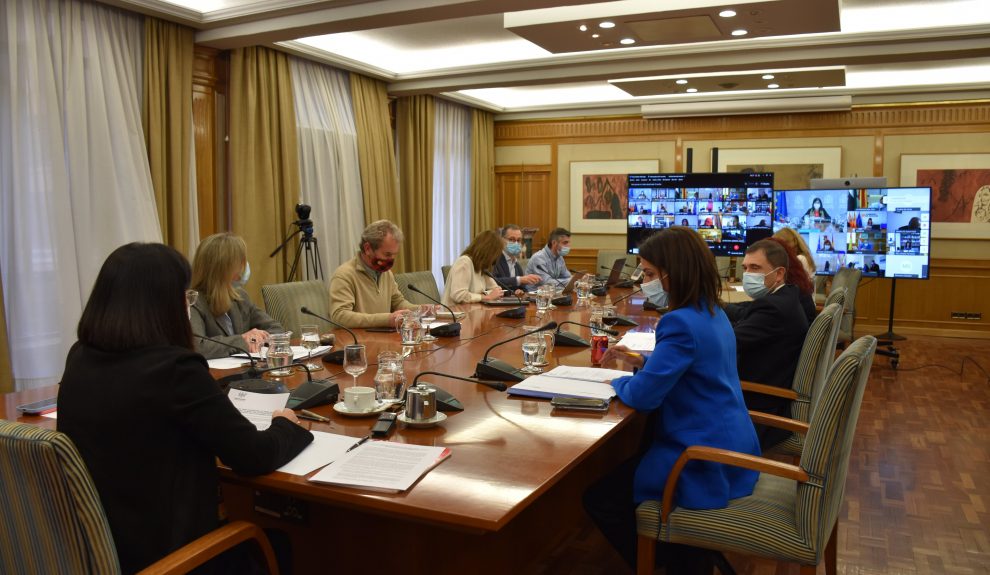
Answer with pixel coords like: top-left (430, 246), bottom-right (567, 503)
top-left (4, 288), bottom-right (663, 573)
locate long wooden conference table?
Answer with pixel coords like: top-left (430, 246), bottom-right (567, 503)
top-left (5, 288), bottom-right (668, 574)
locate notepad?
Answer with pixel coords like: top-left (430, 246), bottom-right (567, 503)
top-left (308, 441), bottom-right (451, 493)
top-left (616, 332), bottom-right (656, 353)
top-left (508, 374), bottom-right (618, 401)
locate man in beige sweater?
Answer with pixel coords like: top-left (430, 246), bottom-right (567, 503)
top-left (329, 220), bottom-right (418, 328)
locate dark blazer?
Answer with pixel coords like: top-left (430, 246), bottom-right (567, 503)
top-left (798, 290), bottom-right (817, 324)
top-left (189, 287), bottom-right (282, 358)
top-left (610, 304), bottom-right (760, 508)
top-left (724, 284), bottom-right (810, 447)
top-left (492, 253), bottom-right (524, 288)
top-left (57, 343), bottom-right (313, 574)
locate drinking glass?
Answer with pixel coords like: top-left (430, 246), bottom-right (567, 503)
top-left (299, 324), bottom-right (323, 371)
top-left (520, 333), bottom-right (543, 374)
top-left (535, 286), bottom-right (552, 313)
top-left (343, 344), bottom-right (368, 390)
top-left (589, 306), bottom-right (606, 338)
top-left (375, 351), bottom-right (404, 402)
top-left (534, 331), bottom-right (554, 367)
top-left (601, 305), bottom-right (619, 343)
top-left (419, 304), bottom-right (437, 343)
top-left (267, 332), bottom-right (293, 377)
top-left (400, 314), bottom-right (422, 345)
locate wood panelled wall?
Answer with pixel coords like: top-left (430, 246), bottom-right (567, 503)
top-left (494, 102), bottom-right (990, 338)
top-left (192, 46), bottom-right (228, 239)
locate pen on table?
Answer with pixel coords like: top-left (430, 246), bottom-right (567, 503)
top-left (347, 434), bottom-right (372, 452)
top-left (621, 351), bottom-right (643, 360)
top-left (298, 409), bottom-right (330, 423)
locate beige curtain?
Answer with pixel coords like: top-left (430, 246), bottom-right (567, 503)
top-left (349, 74), bottom-right (401, 230)
top-left (143, 18), bottom-right (195, 256)
top-left (229, 47), bottom-right (300, 304)
top-left (395, 95), bottom-right (435, 273)
top-left (0, 280), bottom-right (11, 393)
top-left (471, 109), bottom-right (496, 235)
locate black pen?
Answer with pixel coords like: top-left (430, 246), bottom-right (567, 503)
top-left (346, 434), bottom-right (372, 452)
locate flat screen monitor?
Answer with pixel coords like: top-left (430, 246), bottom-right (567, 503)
top-left (626, 172), bottom-right (775, 256)
top-left (773, 187), bottom-right (932, 279)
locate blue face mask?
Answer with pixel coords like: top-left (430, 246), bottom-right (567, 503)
top-left (742, 267), bottom-right (781, 299)
top-left (234, 261), bottom-right (251, 288)
top-left (641, 277), bottom-right (668, 308)
top-left (505, 242), bottom-right (522, 256)
top-left (559, 246), bottom-right (571, 257)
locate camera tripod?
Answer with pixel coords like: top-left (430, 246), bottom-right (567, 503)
top-left (270, 205), bottom-right (324, 282)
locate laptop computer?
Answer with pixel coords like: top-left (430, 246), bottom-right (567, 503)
top-left (482, 296), bottom-right (531, 306)
top-left (604, 258), bottom-right (627, 286)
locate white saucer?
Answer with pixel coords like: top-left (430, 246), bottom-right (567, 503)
top-left (397, 412), bottom-right (447, 428)
top-left (333, 401), bottom-right (388, 417)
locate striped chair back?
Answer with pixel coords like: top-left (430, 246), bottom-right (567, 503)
top-left (395, 271), bottom-right (441, 305)
top-left (822, 286), bottom-right (846, 312)
top-left (0, 421), bottom-right (121, 574)
top-left (796, 335), bottom-right (877, 561)
top-left (789, 303), bottom-right (843, 423)
top-left (261, 280), bottom-right (332, 336)
top-left (829, 268), bottom-right (862, 345)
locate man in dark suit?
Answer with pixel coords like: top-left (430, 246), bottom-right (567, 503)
top-left (724, 239), bottom-right (810, 449)
top-left (492, 224), bottom-right (541, 294)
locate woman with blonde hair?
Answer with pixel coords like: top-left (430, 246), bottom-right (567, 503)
top-left (774, 227), bottom-right (816, 279)
top-left (189, 233), bottom-right (282, 359)
top-left (442, 230), bottom-right (506, 305)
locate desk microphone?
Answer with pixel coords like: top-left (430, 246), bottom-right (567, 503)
top-left (554, 321), bottom-right (619, 347)
top-left (405, 285), bottom-right (462, 337)
top-left (475, 321), bottom-right (557, 381)
top-left (194, 334), bottom-right (287, 394)
top-left (300, 306), bottom-right (357, 364)
top-left (409, 371), bottom-right (508, 412)
top-left (607, 288), bottom-right (643, 327)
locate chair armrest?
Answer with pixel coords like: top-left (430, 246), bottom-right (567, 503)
top-left (137, 521), bottom-right (279, 575)
top-left (739, 380), bottom-right (799, 401)
top-left (661, 446), bottom-right (809, 524)
top-left (748, 410), bottom-right (810, 435)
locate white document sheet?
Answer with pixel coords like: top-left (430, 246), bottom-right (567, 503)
top-left (207, 356), bottom-right (252, 370)
top-left (277, 431), bottom-right (362, 476)
top-left (226, 389), bottom-right (290, 430)
top-left (616, 332), bottom-right (656, 353)
top-left (508, 374), bottom-right (617, 400)
top-left (308, 441), bottom-right (450, 492)
top-left (541, 365), bottom-right (633, 383)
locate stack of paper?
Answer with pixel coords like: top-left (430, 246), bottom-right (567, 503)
top-left (616, 332), bottom-right (656, 353)
top-left (277, 431), bottom-right (364, 476)
top-left (308, 441), bottom-right (451, 492)
top-left (508, 365), bottom-right (632, 400)
top-left (227, 389), bottom-right (289, 430)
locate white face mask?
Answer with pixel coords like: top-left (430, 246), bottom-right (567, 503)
top-left (641, 276), bottom-right (668, 308)
top-left (233, 261), bottom-right (251, 288)
top-left (742, 267), bottom-right (782, 299)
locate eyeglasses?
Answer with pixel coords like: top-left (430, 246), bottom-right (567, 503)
top-left (185, 289), bottom-right (199, 306)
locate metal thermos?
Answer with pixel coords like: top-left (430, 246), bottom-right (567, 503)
top-left (405, 384), bottom-right (437, 421)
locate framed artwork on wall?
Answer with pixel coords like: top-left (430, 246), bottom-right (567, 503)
top-left (717, 147), bottom-right (842, 190)
top-left (900, 153), bottom-right (990, 239)
top-left (569, 160), bottom-right (660, 234)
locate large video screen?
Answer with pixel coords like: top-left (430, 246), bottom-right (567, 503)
top-left (773, 187), bottom-right (932, 279)
top-left (626, 172), bottom-right (775, 256)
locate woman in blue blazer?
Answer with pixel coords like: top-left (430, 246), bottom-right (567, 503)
top-left (584, 226), bottom-right (760, 573)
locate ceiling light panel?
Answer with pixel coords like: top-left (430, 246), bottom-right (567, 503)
top-left (611, 67), bottom-right (845, 97)
top-left (504, 0), bottom-right (839, 53)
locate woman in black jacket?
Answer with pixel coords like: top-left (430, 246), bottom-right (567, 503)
top-left (57, 242), bottom-right (313, 574)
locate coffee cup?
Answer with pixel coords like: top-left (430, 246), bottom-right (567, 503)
top-left (344, 386), bottom-right (377, 412)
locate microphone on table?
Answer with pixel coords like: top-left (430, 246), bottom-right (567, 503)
top-left (405, 285), bottom-right (462, 337)
top-left (407, 370), bottom-right (508, 412)
top-left (475, 321), bottom-right (557, 382)
top-left (300, 306), bottom-right (357, 365)
top-left (483, 272), bottom-right (530, 315)
top-left (554, 321), bottom-right (619, 348)
top-left (194, 334), bottom-right (288, 394)
top-left (606, 288), bottom-right (643, 327)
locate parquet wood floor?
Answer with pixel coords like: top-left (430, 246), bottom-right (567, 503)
top-left (525, 335), bottom-right (990, 575)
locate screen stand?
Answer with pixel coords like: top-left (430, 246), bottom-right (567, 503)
top-left (874, 278), bottom-right (906, 341)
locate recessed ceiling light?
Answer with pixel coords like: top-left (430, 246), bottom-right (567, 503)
top-left (686, 88), bottom-right (698, 93)
top-left (762, 74), bottom-right (775, 80)
top-left (620, 38), bottom-right (636, 45)
top-left (675, 79), bottom-right (688, 85)
top-left (591, 33), bottom-right (600, 38)
top-left (579, 24), bottom-right (587, 32)
top-left (767, 83), bottom-right (779, 89)
top-left (731, 29), bottom-right (748, 36)
top-left (599, 21), bottom-right (616, 29)
top-left (719, 10), bottom-right (737, 18)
